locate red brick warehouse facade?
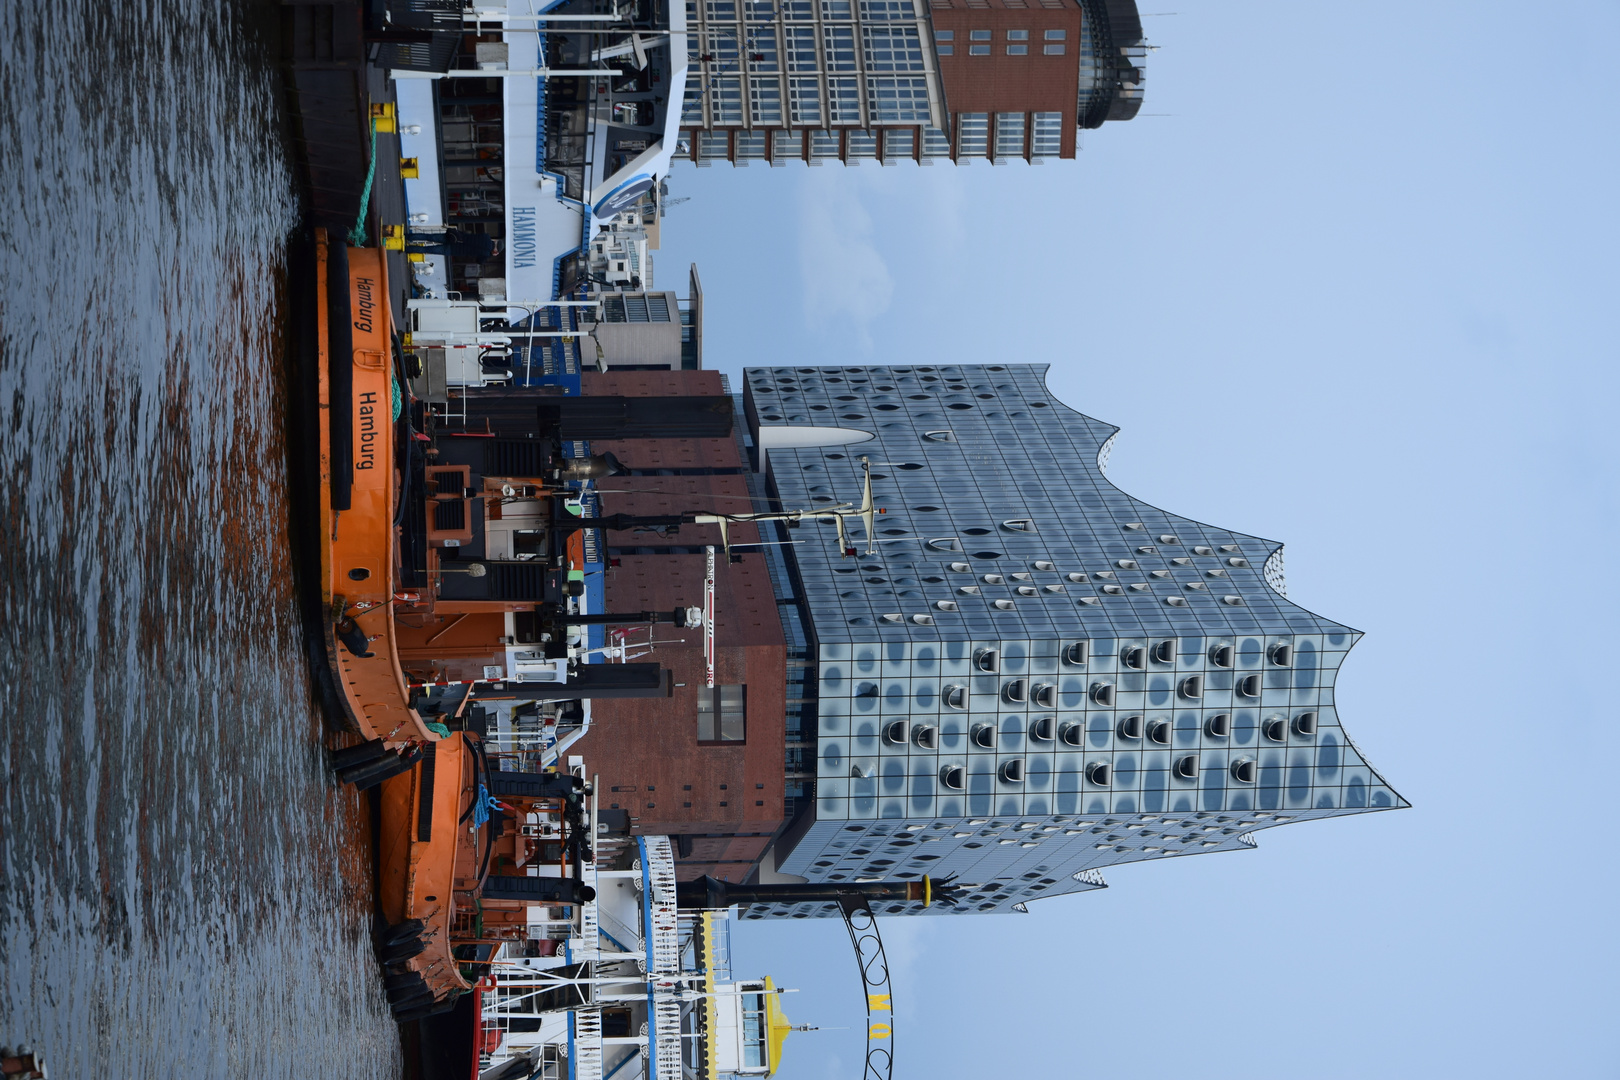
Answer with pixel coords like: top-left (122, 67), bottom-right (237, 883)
top-left (572, 371), bottom-right (789, 883)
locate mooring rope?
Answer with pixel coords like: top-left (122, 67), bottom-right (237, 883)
top-left (347, 118), bottom-right (379, 247)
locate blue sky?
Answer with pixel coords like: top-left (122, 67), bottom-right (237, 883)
top-left (657, 3), bottom-right (1620, 1076)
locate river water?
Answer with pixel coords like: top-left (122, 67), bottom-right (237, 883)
top-left (0, 0), bottom-right (402, 1075)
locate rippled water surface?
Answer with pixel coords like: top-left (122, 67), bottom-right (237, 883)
top-left (0, 0), bottom-right (402, 1074)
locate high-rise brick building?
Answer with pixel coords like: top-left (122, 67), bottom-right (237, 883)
top-left (676, 0), bottom-right (1144, 164)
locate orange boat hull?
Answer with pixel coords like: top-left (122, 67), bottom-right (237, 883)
top-left (313, 229), bottom-right (439, 747)
top-left (379, 734), bottom-right (474, 1003)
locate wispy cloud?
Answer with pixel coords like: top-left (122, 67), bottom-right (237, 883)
top-left (797, 171), bottom-right (895, 349)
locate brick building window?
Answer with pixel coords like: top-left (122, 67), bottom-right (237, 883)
top-left (709, 76), bottom-right (745, 123)
top-left (749, 78), bottom-right (784, 125)
top-left (698, 685), bottom-right (747, 742)
top-left (863, 26), bottom-right (925, 71)
top-left (956, 112), bottom-right (989, 155)
top-left (868, 77), bottom-right (930, 122)
top-left (859, 0), bottom-right (916, 18)
top-left (1031, 111), bottom-right (1062, 157)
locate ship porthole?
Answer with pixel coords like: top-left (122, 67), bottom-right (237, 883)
top-left (348, 567), bottom-right (371, 581)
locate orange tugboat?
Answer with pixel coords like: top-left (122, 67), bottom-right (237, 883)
top-left (313, 228), bottom-right (442, 751)
top-left (308, 229), bottom-right (703, 1021)
top-left (312, 227), bottom-right (470, 1016)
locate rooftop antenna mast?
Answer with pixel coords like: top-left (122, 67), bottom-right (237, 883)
top-left (551, 455), bottom-right (884, 560)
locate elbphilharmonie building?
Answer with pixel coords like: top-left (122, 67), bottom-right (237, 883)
top-left (743, 364), bottom-right (1406, 917)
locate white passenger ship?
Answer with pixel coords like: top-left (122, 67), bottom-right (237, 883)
top-left (478, 836), bottom-right (801, 1080)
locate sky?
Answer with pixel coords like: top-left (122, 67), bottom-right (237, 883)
top-left (656, 3), bottom-right (1620, 1077)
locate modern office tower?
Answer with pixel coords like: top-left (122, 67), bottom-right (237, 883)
top-left (737, 364), bottom-right (1405, 917)
top-left (676, 0), bottom-right (1143, 164)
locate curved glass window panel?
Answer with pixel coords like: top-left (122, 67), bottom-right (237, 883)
top-left (1233, 711), bottom-right (1256, 745)
top-left (1287, 754), bottom-right (1311, 803)
top-left (1294, 640), bottom-right (1317, 690)
top-left (1316, 733), bottom-right (1340, 779)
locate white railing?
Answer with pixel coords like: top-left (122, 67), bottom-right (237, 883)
top-left (573, 859), bottom-right (601, 960)
top-left (573, 1009), bottom-right (604, 1080)
top-left (641, 837), bottom-right (681, 976)
top-left (650, 991), bottom-right (685, 1080)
